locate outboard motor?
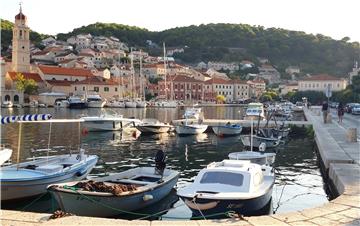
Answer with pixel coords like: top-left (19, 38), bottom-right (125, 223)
top-left (155, 150), bottom-right (166, 179)
top-left (77, 148), bottom-right (86, 161)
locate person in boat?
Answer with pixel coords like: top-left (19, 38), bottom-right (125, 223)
top-left (155, 149), bottom-right (166, 181)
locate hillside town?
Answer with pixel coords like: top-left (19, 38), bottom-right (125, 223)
top-left (1, 7), bottom-right (358, 107)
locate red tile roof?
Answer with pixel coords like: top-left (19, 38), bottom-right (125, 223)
top-left (8, 72), bottom-right (43, 82)
top-left (75, 76), bottom-right (117, 85)
top-left (38, 65), bottom-right (94, 77)
top-left (46, 80), bottom-right (75, 86)
top-left (204, 78), bottom-right (231, 84)
top-left (32, 50), bottom-right (50, 56)
top-left (58, 59), bottom-right (76, 64)
top-left (232, 79), bottom-right (248, 84)
top-left (301, 74), bottom-right (342, 81)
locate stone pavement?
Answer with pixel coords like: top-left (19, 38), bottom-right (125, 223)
top-left (1, 108), bottom-right (359, 225)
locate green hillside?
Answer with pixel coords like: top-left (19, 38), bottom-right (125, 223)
top-left (1, 19), bottom-right (48, 52)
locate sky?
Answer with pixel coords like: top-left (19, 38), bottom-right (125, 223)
top-left (1, 0), bottom-right (359, 42)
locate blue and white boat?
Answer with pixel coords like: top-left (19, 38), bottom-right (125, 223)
top-left (0, 115), bottom-right (98, 201)
top-left (212, 124), bottom-right (242, 136)
top-left (1, 150), bottom-right (98, 201)
top-left (177, 160), bottom-right (274, 217)
top-left (47, 167), bottom-right (179, 217)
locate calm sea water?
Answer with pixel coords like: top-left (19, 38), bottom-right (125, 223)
top-left (1, 107), bottom-right (328, 220)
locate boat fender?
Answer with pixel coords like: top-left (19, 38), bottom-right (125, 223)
top-left (143, 194), bottom-right (153, 201)
top-left (259, 143), bottom-right (267, 152)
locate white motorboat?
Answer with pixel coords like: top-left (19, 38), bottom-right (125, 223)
top-left (175, 122), bottom-right (208, 135)
top-left (55, 99), bottom-right (70, 108)
top-left (154, 100), bottom-right (177, 108)
top-left (244, 103), bottom-right (265, 121)
top-left (212, 123), bottom-right (242, 136)
top-left (81, 114), bottom-right (141, 131)
top-left (0, 147), bottom-right (12, 166)
top-left (68, 96), bottom-right (87, 109)
top-left (183, 107), bottom-right (202, 120)
top-left (1, 150), bottom-right (98, 201)
top-left (136, 100), bottom-right (147, 108)
top-left (125, 100), bottom-right (137, 108)
top-left (292, 102), bottom-right (304, 112)
top-left (228, 151), bottom-right (276, 166)
top-left (1, 100), bottom-right (13, 108)
top-left (136, 118), bottom-right (174, 134)
top-left (177, 159), bottom-right (274, 216)
top-left (106, 99), bottom-right (126, 108)
top-left (86, 94), bottom-right (106, 108)
top-left (48, 167), bottom-right (179, 217)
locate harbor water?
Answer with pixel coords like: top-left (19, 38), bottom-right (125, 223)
top-left (1, 106), bottom-right (329, 220)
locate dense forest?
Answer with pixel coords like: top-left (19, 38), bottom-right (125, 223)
top-left (1, 19), bottom-right (48, 52)
top-left (2, 20), bottom-right (359, 77)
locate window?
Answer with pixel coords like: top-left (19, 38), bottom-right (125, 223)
top-left (64, 78), bottom-right (68, 81)
top-left (115, 87), bottom-right (118, 92)
top-left (94, 87), bottom-right (99, 92)
top-left (200, 172), bottom-right (244, 186)
top-left (317, 83), bottom-right (319, 87)
top-left (19, 30), bottom-right (22, 38)
top-left (5, 95), bottom-right (10, 101)
top-left (337, 83), bottom-right (340, 88)
top-left (14, 95), bottom-right (19, 103)
top-left (52, 78), bottom-right (56, 80)
top-left (215, 85), bottom-right (218, 88)
top-left (75, 79), bottom-right (79, 82)
top-left (75, 87), bottom-right (77, 91)
top-left (83, 86), bottom-right (85, 91)
top-left (104, 87), bottom-right (109, 92)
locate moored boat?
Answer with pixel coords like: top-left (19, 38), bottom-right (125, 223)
top-left (0, 147), bottom-right (12, 166)
top-left (175, 123), bottom-right (208, 135)
top-left (136, 118), bottom-right (173, 134)
top-left (240, 134), bottom-right (280, 148)
top-left (1, 100), bottom-right (13, 108)
top-left (106, 99), bottom-right (126, 108)
top-left (86, 94), bottom-right (106, 108)
top-left (47, 167), bottom-right (179, 217)
top-left (177, 159), bottom-right (274, 217)
top-left (212, 123), bottom-right (242, 136)
top-left (228, 151), bottom-right (276, 166)
top-left (81, 114), bottom-right (141, 131)
top-left (68, 96), bottom-right (87, 109)
top-left (244, 103), bottom-right (265, 121)
top-left (125, 100), bottom-right (137, 108)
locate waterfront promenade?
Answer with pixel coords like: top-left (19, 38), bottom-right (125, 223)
top-left (1, 108), bottom-right (359, 225)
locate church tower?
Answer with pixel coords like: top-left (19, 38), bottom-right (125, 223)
top-left (12, 4), bottom-right (30, 73)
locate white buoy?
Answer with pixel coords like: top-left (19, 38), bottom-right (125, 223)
top-left (259, 143), bottom-right (267, 152)
top-left (143, 194), bottom-right (154, 201)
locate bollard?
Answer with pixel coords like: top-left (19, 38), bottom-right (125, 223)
top-left (346, 128), bottom-right (357, 142)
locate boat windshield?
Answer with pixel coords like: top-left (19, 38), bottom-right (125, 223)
top-left (200, 172), bottom-right (244, 186)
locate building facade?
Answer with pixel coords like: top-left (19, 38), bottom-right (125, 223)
top-left (298, 74), bottom-right (347, 92)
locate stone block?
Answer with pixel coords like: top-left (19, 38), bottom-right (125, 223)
top-left (308, 216), bottom-right (338, 225)
top-left (272, 212), bottom-right (308, 223)
top-left (246, 216), bottom-right (289, 226)
top-left (346, 128), bottom-right (358, 142)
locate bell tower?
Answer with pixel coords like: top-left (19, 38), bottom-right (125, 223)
top-left (12, 4), bottom-right (30, 73)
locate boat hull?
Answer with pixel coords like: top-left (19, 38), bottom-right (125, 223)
top-left (240, 135), bottom-right (280, 148)
top-left (136, 102), bottom-right (147, 108)
top-left (212, 126), bottom-right (242, 136)
top-left (48, 174), bottom-right (179, 217)
top-left (175, 124), bottom-right (208, 135)
top-left (125, 102), bottom-right (137, 108)
top-left (0, 157), bottom-right (98, 201)
top-left (69, 103), bottom-right (87, 109)
top-left (179, 187), bottom-right (273, 217)
top-left (136, 125), bottom-right (171, 134)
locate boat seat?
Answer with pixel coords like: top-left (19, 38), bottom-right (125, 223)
top-left (114, 179), bottom-right (153, 185)
top-left (36, 164), bottom-right (63, 173)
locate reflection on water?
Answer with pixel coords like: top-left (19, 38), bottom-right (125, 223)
top-left (1, 107), bottom-right (326, 220)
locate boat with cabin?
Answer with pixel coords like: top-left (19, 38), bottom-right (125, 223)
top-left (86, 93), bottom-right (106, 108)
top-left (68, 96), bottom-right (87, 109)
top-left (81, 113), bottom-right (141, 131)
top-left (212, 123), bottom-right (242, 136)
top-left (244, 103), bottom-right (265, 121)
top-left (177, 159), bottom-right (274, 217)
top-left (2, 100), bottom-right (14, 108)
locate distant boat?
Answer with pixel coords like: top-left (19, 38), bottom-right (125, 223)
top-left (55, 99), bottom-right (70, 108)
top-left (1, 100), bottom-right (13, 108)
top-left (0, 147), bottom-right (12, 166)
top-left (154, 100), bottom-right (177, 108)
top-left (228, 151), bottom-right (276, 166)
top-left (106, 99), bottom-right (126, 108)
top-left (81, 114), bottom-right (141, 131)
top-left (183, 107), bottom-right (202, 120)
top-left (244, 103), bottom-right (265, 121)
top-left (68, 96), bottom-right (87, 109)
top-left (240, 134), bottom-right (280, 148)
top-left (86, 94), bottom-right (106, 108)
top-left (136, 118), bottom-right (174, 134)
top-left (125, 100), bottom-right (137, 108)
top-left (47, 167), bottom-right (179, 217)
top-left (212, 124), bottom-right (242, 136)
top-left (136, 99), bottom-right (147, 108)
top-left (177, 159), bottom-right (274, 217)
top-left (175, 122), bottom-right (208, 135)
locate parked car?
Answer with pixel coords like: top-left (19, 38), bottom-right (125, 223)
top-left (345, 103), bottom-right (358, 113)
top-left (351, 104), bottom-right (360, 115)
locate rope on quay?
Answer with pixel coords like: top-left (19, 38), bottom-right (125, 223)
top-left (63, 185), bottom-right (234, 220)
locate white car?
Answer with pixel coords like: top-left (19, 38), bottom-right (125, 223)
top-left (351, 104), bottom-right (360, 115)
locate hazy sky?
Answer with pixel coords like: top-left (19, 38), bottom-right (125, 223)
top-left (1, 0), bottom-right (359, 42)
